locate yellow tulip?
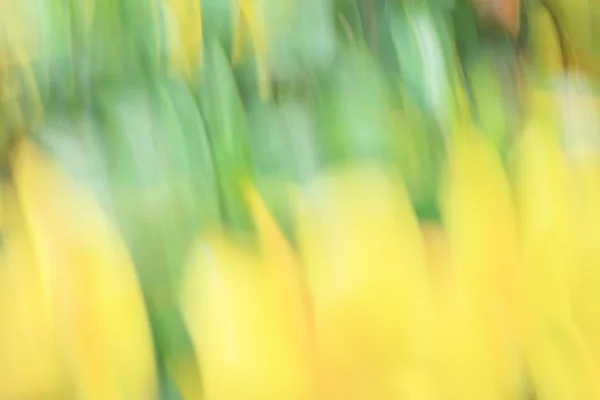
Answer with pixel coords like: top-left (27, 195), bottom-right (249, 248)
top-left (180, 185), bottom-right (317, 400)
top-left (232, 0), bottom-right (270, 98)
top-left (292, 163), bottom-right (435, 399)
top-left (439, 130), bottom-right (525, 399)
top-left (163, 0), bottom-right (203, 78)
top-left (12, 139), bottom-right (158, 400)
top-left (566, 141), bottom-right (600, 381)
top-left (513, 100), bottom-right (600, 399)
top-left (0, 184), bottom-right (65, 399)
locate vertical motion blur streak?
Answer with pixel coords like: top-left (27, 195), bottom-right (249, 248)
top-left (1, 0), bottom-right (600, 399)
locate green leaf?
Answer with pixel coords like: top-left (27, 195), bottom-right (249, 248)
top-left (97, 83), bottom-right (196, 302)
top-left (319, 48), bottom-right (395, 166)
top-left (165, 79), bottom-right (220, 232)
top-left (199, 38), bottom-right (254, 233)
top-left (269, 0), bottom-right (337, 81)
top-left (389, 1), bottom-right (456, 132)
top-left (247, 98), bottom-right (315, 243)
top-left (466, 48), bottom-right (520, 156)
